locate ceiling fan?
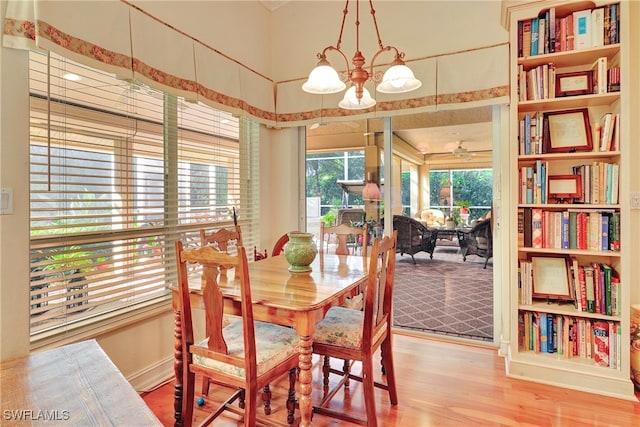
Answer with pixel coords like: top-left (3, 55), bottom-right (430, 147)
top-left (452, 140), bottom-right (475, 160)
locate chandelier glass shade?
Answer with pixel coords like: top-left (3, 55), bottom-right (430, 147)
top-left (338, 86), bottom-right (376, 110)
top-left (302, 0), bottom-right (421, 110)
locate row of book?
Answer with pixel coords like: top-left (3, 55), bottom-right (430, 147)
top-left (518, 312), bottom-right (622, 369)
top-left (519, 161), bottom-right (619, 205)
top-left (517, 3), bottom-right (620, 58)
top-left (572, 161), bottom-right (619, 205)
top-left (519, 258), bottom-right (621, 316)
top-left (517, 59), bottom-right (620, 102)
top-left (518, 208), bottom-right (620, 251)
top-left (518, 111), bottom-right (620, 155)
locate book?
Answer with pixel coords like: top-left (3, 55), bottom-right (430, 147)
top-left (570, 257), bottom-right (581, 311)
top-left (609, 211), bottom-right (620, 251)
top-left (601, 214), bottom-right (609, 251)
top-left (602, 264), bottom-right (613, 316)
top-left (591, 57), bottom-right (608, 95)
top-left (540, 312), bottom-right (548, 353)
top-left (599, 113), bottom-right (614, 151)
top-left (537, 16), bottom-right (546, 55)
top-left (531, 208), bottom-right (543, 249)
top-left (609, 3), bottom-right (618, 44)
top-left (573, 9), bottom-right (592, 50)
top-left (591, 8), bottom-right (605, 47)
top-left (592, 321), bottom-right (610, 367)
top-left (578, 265), bottom-right (587, 312)
top-left (517, 208), bottom-right (525, 248)
top-left (522, 19), bottom-right (532, 57)
top-left (584, 265), bottom-right (595, 313)
top-left (610, 277), bottom-right (620, 315)
top-left (548, 7), bottom-right (556, 53)
top-left (530, 17), bottom-right (539, 56)
top-left (524, 208), bottom-right (533, 247)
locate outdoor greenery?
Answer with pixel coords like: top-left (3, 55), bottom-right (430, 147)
top-left (306, 151), bottom-right (364, 215)
top-left (430, 169), bottom-right (492, 221)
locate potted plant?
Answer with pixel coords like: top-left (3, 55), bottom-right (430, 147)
top-left (455, 200), bottom-right (471, 214)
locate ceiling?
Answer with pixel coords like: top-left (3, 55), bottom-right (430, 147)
top-left (306, 106), bottom-right (493, 162)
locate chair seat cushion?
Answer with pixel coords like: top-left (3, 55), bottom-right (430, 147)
top-left (314, 306), bottom-right (386, 350)
top-left (193, 319), bottom-right (298, 379)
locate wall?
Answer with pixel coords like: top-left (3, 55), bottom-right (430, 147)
top-left (0, 32), bottom-right (30, 361)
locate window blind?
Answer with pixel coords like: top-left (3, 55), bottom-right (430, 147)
top-left (28, 51), bottom-right (260, 340)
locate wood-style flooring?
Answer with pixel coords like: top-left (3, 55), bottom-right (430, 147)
top-left (142, 331), bottom-right (640, 426)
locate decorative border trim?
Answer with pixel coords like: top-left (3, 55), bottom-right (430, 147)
top-left (4, 17), bottom-right (509, 127)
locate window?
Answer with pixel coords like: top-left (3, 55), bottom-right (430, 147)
top-left (306, 150), bottom-right (364, 214)
top-left (430, 169), bottom-right (492, 222)
top-left (28, 51), bottom-right (260, 340)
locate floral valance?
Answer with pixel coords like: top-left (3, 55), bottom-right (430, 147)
top-left (3, 0), bottom-right (508, 128)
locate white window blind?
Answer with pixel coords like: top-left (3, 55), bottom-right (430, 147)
top-left (28, 51), bottom-right (260, 340)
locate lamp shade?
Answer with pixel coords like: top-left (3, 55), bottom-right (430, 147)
top-left (302, 64), bottom-right (346, 94)
top-left (338, 86), bottom-right (376, 110)
top-left (362, 182), bottom-right (382, 201)
top-left (376, 64), bottom-right (422, 93)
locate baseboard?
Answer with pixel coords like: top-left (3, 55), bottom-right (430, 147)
top-left (127, 355), bottom-right (175, 393)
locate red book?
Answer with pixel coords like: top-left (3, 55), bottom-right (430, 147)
top-left (578, 266), bottom-right (587, 312)
top-left (592, 321), bottom-right (610, 367)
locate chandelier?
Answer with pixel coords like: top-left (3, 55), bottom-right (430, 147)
top-left (302, 0), bottom-right (421, 110)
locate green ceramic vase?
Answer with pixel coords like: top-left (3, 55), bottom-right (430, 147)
top-left (284, 232), bottom-right (317, 273)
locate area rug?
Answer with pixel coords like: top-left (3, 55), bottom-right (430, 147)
top-left (393, 245), bottom-right (493, 342)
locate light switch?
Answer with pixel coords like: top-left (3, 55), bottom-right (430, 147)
top-left (1, 188), bottom-right (13, 214)
top-left (632, 192), bottom-right (640, 210)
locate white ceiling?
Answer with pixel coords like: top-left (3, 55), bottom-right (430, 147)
top-left (307, 106), bottom-right (493, 160)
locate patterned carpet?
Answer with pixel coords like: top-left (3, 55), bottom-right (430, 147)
top-left (393, 242), bottom-right (493, 342)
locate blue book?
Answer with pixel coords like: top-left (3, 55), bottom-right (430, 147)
top-left (526, 167), bottom-right (534, 204)
top-left (609, 3), bottom-right (618, 44)
top-left (601, 214), bottom-right (609, 251)
top-left (548, 314), bottom-right (556, 353)
top-left (539, 312), bottom-right (547, 353)
top-left (530, 17), bottom-right (539, 56)
top-left (561, 211), bottom-right (570, 249)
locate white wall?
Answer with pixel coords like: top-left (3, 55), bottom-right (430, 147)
top-left (0, 33), bottom-right (30, 360)
top-left (269, 1), bottom-right (508, 82)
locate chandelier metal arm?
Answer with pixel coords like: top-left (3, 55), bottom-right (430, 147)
top-left (303, 0), bottom-right (421, 109)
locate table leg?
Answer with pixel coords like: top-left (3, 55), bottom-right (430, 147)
top-left (173, 309), bottom-right (183, 427)
top-left (297, 334), bottom-right (314, 426)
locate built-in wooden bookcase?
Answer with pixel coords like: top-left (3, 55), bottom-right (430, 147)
top-left (505, 0), bottom-right (635, 399)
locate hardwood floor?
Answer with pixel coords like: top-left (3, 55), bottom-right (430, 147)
top-left (142, 331), bottom-right (640, 426)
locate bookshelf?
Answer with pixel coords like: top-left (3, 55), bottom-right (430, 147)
top-left (505, 0), bottom-right (636, 400)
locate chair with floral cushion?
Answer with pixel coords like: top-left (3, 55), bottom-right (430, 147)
top-left (175, 241), bottom-right (299, 426)
top-left (198, 226), bottom-right (244, 396)
top-left (320, 222), bottom-right (368, 257)
top-left (312, 232), bottom-right (398, 426)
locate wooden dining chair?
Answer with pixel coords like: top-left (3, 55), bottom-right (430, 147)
top-left (199, 226), bottom-right (244, 395)
top-left (254, 246), bottom-right (268, 261)
top-left (200, 226), bottom-right (243, 252)
top-left (271, 232), bottom-right (291, 257)
top-left (312, 232), bottom-right (398, 426)
top-left (320, 222), bottom-right (368, 257)
top-left (175, 241), bottom-right (300, 427)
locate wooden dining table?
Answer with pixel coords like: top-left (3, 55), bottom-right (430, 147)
top-left (172, 251), bottom-right (370, 427)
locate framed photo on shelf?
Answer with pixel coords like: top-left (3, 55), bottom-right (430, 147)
top-left (555, 71), bottom-right (593, 97)
top-left (548, 174), bottom-right (583, 203)
top-left (531, 255), bottom-right (573, 301)
top-left (543, 108), bottom-right (593, 153)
